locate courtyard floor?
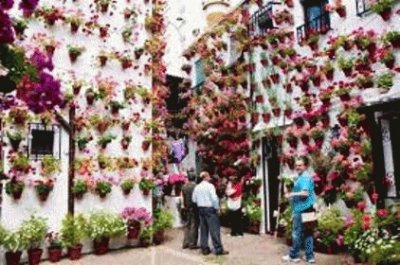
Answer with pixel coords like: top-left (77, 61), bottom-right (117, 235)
top-left (44, 228), bottom-right (351, 265)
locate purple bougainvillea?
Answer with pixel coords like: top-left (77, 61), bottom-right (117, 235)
top-left (30, 49), bottom-right (54, 71)
top-left (19, 0), bottom-right (39, 16)
top-left (0, 9), bottom-right (15, 43)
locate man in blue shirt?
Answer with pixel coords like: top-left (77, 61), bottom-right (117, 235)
top-left (192, 171), bottom-right (229, 256)
top-left (282, 156), bottom-right (316, 264)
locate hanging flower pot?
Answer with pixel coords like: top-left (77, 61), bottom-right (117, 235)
top-left (100, 3), bottom-right (109, 13)
top-left (339, 92), bottom-right (351, 102)
top-left (5, 251), bottom-right (22, 265)
top-left (5, 180), bottom-right (25, 200)
top-left (262, 113), bottom-right (271, 123)
top-left (72, 83), bottom-right (81, 95)
top-left (325, 69), bottom-right (334, 81)
top-left (34, 180), bottom-right (54, 202)
top-left (48, 247), bottom-right (62, 263)
top-left (127, 221), bottom-right (141, 239)
top-left (121, 138), bottom-right (131, 150)
top-left (342, 68), bottom-right (352, 77)
top-left (93, 237), bottom-right (110, 255)
top-left (99, 26), bottom-right (108, 38)
top-left (301, 135), bottom-right (310, 145)
top-left (378, 8), bottom-right (392, 21)
top-left (28, 248), bottom-right (43, 265)
top-left (314, 137), bottom-right (324, 148)
top-left (67, 244), bottom-right (82, 260)
top-left (142, 140), bottom-right (150, 151)
top-left (311, 75), bottom-right (321, 87)
top-left (287, 137), bottom-right (298, 148)
top-left (336, 6), bottom-right (346, 17)
top-left (272, 107), bottom-right (281, 117)
top-left (270, 73), bottom-right (280, 84)
top-left (251, 112), bottom-right (260, 123)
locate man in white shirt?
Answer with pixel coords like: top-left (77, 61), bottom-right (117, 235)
top-left (192, 171), bottom-right (229, 256)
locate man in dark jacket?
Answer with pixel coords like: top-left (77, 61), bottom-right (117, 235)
top-left (182, 170), bottom-right (199, 249)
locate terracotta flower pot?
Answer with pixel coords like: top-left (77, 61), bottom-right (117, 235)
top-left (11, 190), bottom-right (23, 200)
top-left (69, 53), bottom-right (78, 63)
top-left (100, 3), bottom-right (109, 12)
top-left (5, 251), bottom-right (22, 265)
top-left (70, 22), bottom-right (79, 33)
top-left (248, 222), bottom-right (260, 234)
top-left (99, 56), bottom-right (108, 67)
top-left (378, 8), bottom-right (392, 21)
top-left (38, 190), bottom-right (51, 202)
top-left (142, 189), bottom-right (150, 196)
top-left (127, 222), bottom-right (141, 239)
top-left (153, 229), bottom-right (165, 245)
top-left (342, 68), bottom-right (352, 77)
top-left (68, 245), bottom-right (82, 260)
top-left (384, 58), bottom-right (395, 69)
top-left (28, 248), bottom-right (43, 265)
top-left (48, 247), bottom-right (62, 263)
top-left (93, 237), bottom-right (110, 255)
top-left (140, 238), bottom-right (151, 247)
top-left (45, 45), bottom-right (55, 56)
top-left (9, 139), bottom-right (21, 151)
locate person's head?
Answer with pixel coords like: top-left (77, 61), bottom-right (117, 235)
top-left (229, 175), bottom-right (239, 183)
top-left (295, 156), bottom-right (309, 175)
top-left (187, 171), bottom-right (196, 182)
top-left (200, 171), bottom-right (211, 181)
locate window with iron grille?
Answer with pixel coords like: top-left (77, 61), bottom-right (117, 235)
top-left (195, 59), bottom-right (206, 86)
top-left (296, 0), bottom-right (330, 43)
top-left (28, 123), bottom-right (61, 160)
top-left (355, 0), bottom-right (371, 16)
top-left (248, 3), bottom-right (274, 37)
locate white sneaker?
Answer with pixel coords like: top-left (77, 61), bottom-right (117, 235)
top-left (282, 255), bottom-right (301, 263)
top-left (307, 259), bottom-right (316, 264)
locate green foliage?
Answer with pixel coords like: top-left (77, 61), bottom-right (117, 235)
top-left (0, 223), bottom-right (6, 245)
top-left (370, 0), bottom-right (394, 13)
top-left (60, 214), bottom-right (86, 248)
top-left (139, 226), bottom-right (154, 239)
top-left (368, 241), bottom-right (400, 265)
top-left (41, 155), bottom-right (60, 176)
top-left (85, 211), bottom-right (126, 241)
top-left (5, 180), bottom-right (25, 196)
top-left (2, 230), bottom-right (29, 252)
top-left (19, 214), bottom-right (48, 249)
top-left (377, 72), bottom-right (394, 91)
top-left (72, 180), bottom-right (88, 195)
top-left (338, 57), bottom-right (354, 70)
top-left (317, 207), bottom-right (345, 247)
top-left (95, 181), bottom-right (112, 197)
top-left (7, 130), bottom-right (23, 141)
top-left (120, 179), bottom-right (134, 191)
top-left (139, 178), bottom-right (155, 191)
top-left (385, 31), bottom-right (400, 43)
top-left (344, 210), bottom-right (363, 254)
top-left (97, 134), bottom-right (116, 146)
top-left (11, 154), bottom-right (30, 172)
top-left (153, 209), bottom-right (173, 232)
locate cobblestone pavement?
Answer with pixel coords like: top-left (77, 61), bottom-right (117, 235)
top-left (43, 228), bottom-right (351, 265)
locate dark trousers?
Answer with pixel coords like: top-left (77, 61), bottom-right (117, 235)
top-left (229, 209), bottom-right (243, 236)
top-left (182, 207), bottom-right (199, 247)
top-left (198, 207), bottom-right (223, 253)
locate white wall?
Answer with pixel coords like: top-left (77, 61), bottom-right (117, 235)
top-left (1, 1), bottom-right (153, 260)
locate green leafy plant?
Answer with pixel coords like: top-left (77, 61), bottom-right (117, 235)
top-left (139, 226), bottom-right (154, 239)
top-left (338, 57), bottom-right (354, 70)
top-left (10, 153), bottom-right (30, 172)
top-left (153, 209), bottom-right (173, 232)
top-left (120, 179), bottom-right (134, 194)
top-left (368, 241), bottom-right (400, 265)
top-left (77, 135), bottom-right (92, 150)
top-left (376, 72), bottom-right (394, 91)
top-left (97, 154), bottom-right (112, 169)
top-left (139, 178), bottom-right (155, 192)
top-left (95, 181), bottom-right (112, 198)
top-left (41, 155), bottom-right (60, 176)
top-left (370, 0), bottom-right (394, 13)
top-left (384, 31), bottom-right (400, 46)
top-left (20, 214), bottom-right (48, 249)
top-left (344, 209), bottom-right (363, 254)
top-left (60, 214), bottom-right (86, 248)
top-left (316, 207), bottom-right (344, 247)
top-left (0, 223), bottom-right (6, 245)
top-left (72, 180), bottom-right (88, 197)
top-left (85, 211), bottom-right (126, 241)
top-left (7, 130), bottom-right (23, 142)
top-left (2, 230), bottom-right (29, 253)
top-left (5, 179), bottom-right (25, 198)
top-left (97, 134), bottom-right (116, 148)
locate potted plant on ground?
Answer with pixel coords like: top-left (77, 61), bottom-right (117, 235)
top-left (2, 229), bottom-right (28, 265)
top-left (60, 214), bottom-right (86, 260)
top-left (72, 179), bottom-right (88, 199)
top-left (121, 207), bottom-right (152, 240)
top-left (139, 227), bottom-right (153, 247)
top-left (7, 131), bottom-right (23, 151)
top-left (5, 177), bottom-right (25, 200)
top-left (95, 181), bottom-right (112, 198)
top-left (244, 199), bottom-right (262, 234)
top-left (139, 178), bottom-right (155, 196)
top-left (315, 207), bottom-right (344, 254)
top-left (46, 232), bottom-right (63, 263)
top-left (85, 211), bottom-right (126, 255)
top-left (152, 209), bottom-right (173, 245)
top-left (20, 214), bottom-right (48, 265)
top-left (120, 178), bottom-right (134, 195)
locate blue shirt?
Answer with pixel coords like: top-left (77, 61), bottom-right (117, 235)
top-left (192, 180), bottom-right (219, 209)
top-left (291, 172), bottom-right (316, 213)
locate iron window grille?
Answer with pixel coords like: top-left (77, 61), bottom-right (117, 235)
top-left (296, 12), bottom-right (330, 44)
top-left (356, 0), bottom-right (371, 16)
top-left (195, 59), bottom-right (206, 86)
top-left (28, 123), bottom-right (61, 160)
top-left (248, 3), bottom-right (274, 37)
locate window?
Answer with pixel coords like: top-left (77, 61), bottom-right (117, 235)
top-left (28, 123), bottom-right (61, 160)
top-left (249, 3), bottom-right (274, 37)
top-left (356, 0), bottom-right (371, 16)
top-left (195, 59), bottom-right (206, 86)
top-left (296, 0), bottom-right (330, 43)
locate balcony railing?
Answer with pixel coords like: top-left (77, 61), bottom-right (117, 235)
top-left (248, 3), bottom-right (274, 37)
top-left (296, 12), bottom-right (331, 44)
top-left (356, 0), bottom-right (371, 16)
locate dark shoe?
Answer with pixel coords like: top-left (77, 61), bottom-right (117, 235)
top-left (182, 245), bottom-right (189, 249)
top-left (202, 249), bottom-right (211, 255)
top-left (189, 245), bottom-right (200, 250)
top-left (215, 250), bottom-right (229, 256)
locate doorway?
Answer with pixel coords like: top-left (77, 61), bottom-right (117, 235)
top-left (262, 137), bottom-right (280, 233)
top-left (390, 116), bottom-right (400, 198)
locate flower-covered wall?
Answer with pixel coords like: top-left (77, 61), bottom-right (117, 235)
top-left (1, 0), bottom-right (169, 237)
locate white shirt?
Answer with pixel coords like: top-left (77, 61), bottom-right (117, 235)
top-left (192, 180), bottom-right (219, 209)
